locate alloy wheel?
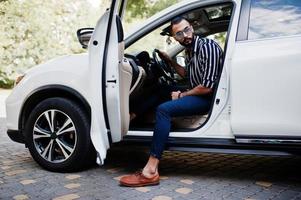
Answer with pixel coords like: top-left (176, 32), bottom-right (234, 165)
top-left (32, 109), bottom-right (77, 163)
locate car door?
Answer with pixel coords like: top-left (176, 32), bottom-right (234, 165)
top-left (231, 0), bottom-right (301, 141)
top-left (103, 0), bottom-right (131, 143)
top-left (88, 0), bottom-right (131, 165)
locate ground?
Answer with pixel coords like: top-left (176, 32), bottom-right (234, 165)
top-left (1, 90), bottom-right (301, 200)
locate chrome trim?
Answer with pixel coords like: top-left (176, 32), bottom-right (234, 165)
top-left (236, 138), bottom-right (301, 145)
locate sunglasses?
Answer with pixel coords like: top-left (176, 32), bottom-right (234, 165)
top-left (174, 26), bottom-right (193, 40)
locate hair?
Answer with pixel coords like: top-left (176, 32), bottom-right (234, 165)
top-left (170, 16), bottom-right (189, 34)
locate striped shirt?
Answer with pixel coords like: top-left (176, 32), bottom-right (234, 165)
top-left (185, 36), bottom-right (223, 89)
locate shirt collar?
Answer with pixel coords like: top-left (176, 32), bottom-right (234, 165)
top-left (186, 35), bottom-right (199, 55)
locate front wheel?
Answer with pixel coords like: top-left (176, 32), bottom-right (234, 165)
top-left (24, 97), bottom-right (95, 172)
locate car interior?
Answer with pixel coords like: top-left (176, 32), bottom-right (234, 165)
top-left (125, 3), bottom-right (233, 131)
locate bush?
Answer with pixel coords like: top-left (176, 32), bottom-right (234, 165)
top-left (0, 0), bottom-right (106, 88)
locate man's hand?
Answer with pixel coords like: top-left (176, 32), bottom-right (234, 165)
top-left (158, 50), bottom-right (186, 78)
top-left (171, 91), bottom-right (181, 100)
top-left (158, 50), bottom-right (172, 64)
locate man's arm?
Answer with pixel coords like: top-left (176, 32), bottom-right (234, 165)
top-left (171, 84), bottom-right (212, 100)
top-left (168, 59), bottom-right (186, 78)
top-left (177, 39), bottom-right (223, 99)
top-left (180, 84), bottom-right (212, 97)
top-left (158, 51), bottom-right (186, 78)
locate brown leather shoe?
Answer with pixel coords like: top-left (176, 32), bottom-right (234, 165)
top-left (119, 171), bottom-right (160, 187)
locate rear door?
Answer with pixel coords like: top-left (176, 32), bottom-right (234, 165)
top-left (231, 0), bottom-right (301, 140)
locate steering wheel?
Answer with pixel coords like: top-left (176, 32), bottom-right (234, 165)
top-left (152, 49), bottom-right (175, 82)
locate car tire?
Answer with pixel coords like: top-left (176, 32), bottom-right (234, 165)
top-left (24, 97), bottom-right (95, 172)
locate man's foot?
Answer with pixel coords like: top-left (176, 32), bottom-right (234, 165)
top-left (119, 171), bottom-right (160, 187)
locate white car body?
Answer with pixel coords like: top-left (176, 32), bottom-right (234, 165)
top-left (5, 0), bottom-right (301, 171)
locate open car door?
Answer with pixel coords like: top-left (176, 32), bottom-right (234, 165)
top-left (88, 0), bottom-right (131, 165)
top-left (104, 0), bottom-right (131, 143)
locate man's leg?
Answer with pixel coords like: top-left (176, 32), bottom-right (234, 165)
top-left (120, 95), bottom-right (211, 186)
top-left (142, 95), bottom-right (211, 177)
top-left (130, 84), bottom-right (187, 119)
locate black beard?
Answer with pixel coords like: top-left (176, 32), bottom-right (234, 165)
top-left (179, 39), bottom-right (193, 48)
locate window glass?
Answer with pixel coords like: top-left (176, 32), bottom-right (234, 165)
top-left (125, 23), bottom-right (179, 54)
top-left (249, 0), bottom-right (301, 39)
top-left (204, 5), bottom-right (232, 21)
top-left (123, 0), bottom-right (183, 36)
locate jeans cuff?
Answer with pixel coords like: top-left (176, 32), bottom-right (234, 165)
top-left (149, 152), bottom-right (161, 160)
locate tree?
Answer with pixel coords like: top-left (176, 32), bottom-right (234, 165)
top-left (0, 0), bottom-right (106, 88)
top-left (125, 0), bottom-right (180, 22)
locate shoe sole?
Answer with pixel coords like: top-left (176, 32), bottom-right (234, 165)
top-left (120, 181), bottom-right (160, 187)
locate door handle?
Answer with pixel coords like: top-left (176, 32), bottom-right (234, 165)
top-left (107, 79), bottom-right (117, 83)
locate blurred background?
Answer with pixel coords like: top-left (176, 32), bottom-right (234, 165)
top-left (0, 0), bottom-right (225, 89)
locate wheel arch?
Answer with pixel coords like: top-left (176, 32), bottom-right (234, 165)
top-left (19, 85), bottom-right (91, 133)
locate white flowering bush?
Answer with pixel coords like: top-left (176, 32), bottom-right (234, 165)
top-left (0, 0), bottom-right (107, 88)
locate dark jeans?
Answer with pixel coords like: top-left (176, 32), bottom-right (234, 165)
top-left (130, 84), bottom-right (188, 116)
top-left (148, 85), bottom-right (212, 160)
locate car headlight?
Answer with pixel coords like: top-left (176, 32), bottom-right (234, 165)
top-left (15, 74), bottom-right (25, 86)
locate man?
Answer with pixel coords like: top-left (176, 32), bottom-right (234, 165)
top-left (120, 16), bottom-right (224, 187)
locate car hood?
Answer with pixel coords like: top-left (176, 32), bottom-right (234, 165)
top-left (25, 53), bottom-right (89, 76)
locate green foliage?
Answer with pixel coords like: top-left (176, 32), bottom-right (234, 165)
top-left (126, 0), bottom-right (148, 19)
top-left (0, 0), bottom-right (105, 88)
top-left (125, 0), bottom-right (180, 22)
top-left (0, 0), bottom-right (225, 88)
top-left (0, 0), bottom-right (181, 88)
top-left (147, 0), bottom-right (179, 17)
top-left (0, 71), bottom-right (14, 89)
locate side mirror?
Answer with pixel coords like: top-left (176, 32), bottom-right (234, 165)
top-left (176, 56), bottom-right (185, 67)
top-left (77, 28), bottom-right (94, 49)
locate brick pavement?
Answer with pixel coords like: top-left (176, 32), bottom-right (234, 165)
top-left (1, 117), bottom-right (301, 200)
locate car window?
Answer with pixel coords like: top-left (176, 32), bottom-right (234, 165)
top-left (248, 0), bottom-right (301, 40)
top-left (204, 5), bottom-right (232, 22)
top-left (123, 0), bottom-right (183, 37)
top-left (125, 23), bottom-right (179, 54)
top-left (125, 3), bottom-right (232, 55)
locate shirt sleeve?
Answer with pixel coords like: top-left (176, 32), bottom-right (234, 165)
top-left (199, 41), bottom-right (223, 89)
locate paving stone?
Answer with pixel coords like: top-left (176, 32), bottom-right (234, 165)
top-left (20, 179), bottom-right (36, 185)
top-left (272, 190), bottom-right (300, 200)
top-left (2, 160), bottom-right (14, 165)
top-left (113, 176), bottom-right (123, 181)
top-left (152, 195), bottom-right (173, 200)
top-left (64, 183), bottom-right (81, 189)
top-left (1, 165), bottom-right (12, 170)
top-left (52, 194), bottom-right (80, 200)
top-left (13, 194), bottom-right (29, 200)
top-left (5, 169), bottom-right (27, 176)
top-left (1, 117), bottom-right (301, 200)
top-left (65, 175), bottom-right (81, 180)
top-left (160, 176), bottom-right (169, 180)
top-left (175, 187), bottom-right (193, 195)
top-left (248, 189), bottom-right (275, 200)
top-left (255, 181), bottom-right (273, 187)
top-left (180, 179), bottom-right (194, 185)
top-left (135, 187), bottom-right (151, 192)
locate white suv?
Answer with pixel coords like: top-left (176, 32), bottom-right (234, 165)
top-left (6, 0), bottom-right (301, 172)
